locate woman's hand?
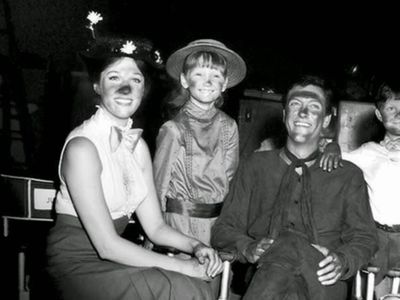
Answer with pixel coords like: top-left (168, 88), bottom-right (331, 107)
top-left (193, 243), bottom-right (224, 278)
top-left (320, 142), bottom-right (343, 172)
top-left (180, 258), bottom-right (211, 281)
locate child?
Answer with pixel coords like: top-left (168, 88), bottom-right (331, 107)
top-left (152, 39), bottom-right (246, 246)
top-left (343, 81), bottom-right (400, 299)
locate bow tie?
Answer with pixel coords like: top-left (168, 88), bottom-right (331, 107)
top-left (380, 136), bottom-right (400, 151)
top-left (109, 126), bottom-right (143, 153)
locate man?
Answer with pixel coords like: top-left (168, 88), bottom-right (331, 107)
top-left (211, 75), bottom-right (378, 299)
top-left (343, 81), bottom-right (400, 299)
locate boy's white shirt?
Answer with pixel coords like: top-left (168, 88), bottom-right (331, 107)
top-left (343, 141), bottom-right (400, 226)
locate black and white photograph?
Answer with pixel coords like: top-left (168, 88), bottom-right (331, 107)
top-left (1, 1), bottom-right (400, 299)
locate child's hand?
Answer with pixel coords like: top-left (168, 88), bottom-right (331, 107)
top-left (320, 142), bottom-right (343, 172)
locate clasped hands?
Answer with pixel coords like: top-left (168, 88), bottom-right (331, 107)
top-left (191, 242), bottom-right (224, 280)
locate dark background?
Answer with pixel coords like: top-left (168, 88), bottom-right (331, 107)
top-left (1, 0), bottom-right (399, 177)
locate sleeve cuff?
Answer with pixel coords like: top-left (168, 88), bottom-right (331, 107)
top-left (236, 237), bottom-right (255, 263)
top-left (335, 251), bottom-right (351, 280)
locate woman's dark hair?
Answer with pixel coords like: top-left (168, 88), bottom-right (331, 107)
top-left (82, 56), bottom-right (155, 100)
top-left (80, 36), bottom-right (163, 101)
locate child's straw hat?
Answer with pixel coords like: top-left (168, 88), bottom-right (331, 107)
top-left (166, 39), bottom-right (246, 88)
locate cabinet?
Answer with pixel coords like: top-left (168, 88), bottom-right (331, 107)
top-left (238, 90), bottom-right (284, 158)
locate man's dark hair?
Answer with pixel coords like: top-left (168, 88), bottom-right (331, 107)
top-left (282, 75), bottom-right (333, 115)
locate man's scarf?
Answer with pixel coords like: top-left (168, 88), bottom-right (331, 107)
top-left (268, 147), bottom-right (320, 244)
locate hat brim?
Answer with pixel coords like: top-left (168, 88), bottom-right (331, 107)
top-left (166, 43), bottom-right (246, 88)
top-left (79, 37), bottom-right (163, 70)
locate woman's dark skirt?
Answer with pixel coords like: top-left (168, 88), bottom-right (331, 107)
top-left (46, 214), bottom-right (215, 300)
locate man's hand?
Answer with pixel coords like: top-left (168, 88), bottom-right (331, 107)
top-left (193, 243), bottom-right (223, 278)
top-left (243, 238), bottom-right (274, 264)
top-left (312, 244), bottom-right (344, 285)
top-left (319, 142), bottom-right (343, 172)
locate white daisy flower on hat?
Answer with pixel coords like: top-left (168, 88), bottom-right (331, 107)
top-left (120, 41), bottom-right (137, 55)
top-left (87, 11), bottom-right (103, 26)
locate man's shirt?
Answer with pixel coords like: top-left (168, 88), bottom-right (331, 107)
top-left (211, 149), bottom-right (378, 279)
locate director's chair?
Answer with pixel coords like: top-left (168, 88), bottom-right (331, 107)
top-left (354, 266), bottom-right (400, 300)
top-left (219, 260), bottom-right (400, 300)
top-left (218, 257), bottom-right (233, 300)
top-left (151, 247), bottom-right (235, 300)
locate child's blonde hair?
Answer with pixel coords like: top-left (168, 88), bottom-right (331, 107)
top-left (182, 51), bottom-right (228, 77)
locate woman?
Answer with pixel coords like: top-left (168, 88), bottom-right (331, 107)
top-left (46, 36), bottom-right (223, 300)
